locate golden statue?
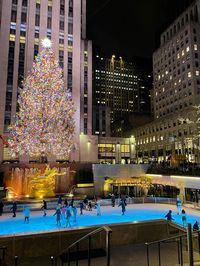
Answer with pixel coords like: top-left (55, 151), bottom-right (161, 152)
top-left (28, 165), bottom-right (65, 198)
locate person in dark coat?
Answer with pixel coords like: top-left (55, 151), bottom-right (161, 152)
top-left (0, 200), bottom-right (4, 216)
top-left (53, 207), bottom-right (61, 226)
top-left (165, 210), bottom-right (174, 221)
top-left (111, 194), bottom-right (115, 207)
top-left (10, 201), bottom-right (17, 217)
top-left (80, 201), bottom-right (84, 215)
top-left (41, 200), bottom-right (47, 216)
top-left (58, 196), bottom-right (62, 205)
top-left (70, 198), bottom-right (74, 207)
top-left (64, 199), bottom-right (68, 206)
top-left (119, 199), bottom-right (126, 215)
top-left (193, 221), bottom-right (199, 231)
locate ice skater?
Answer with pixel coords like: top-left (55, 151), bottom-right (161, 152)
top-left (0, 200), bottom-right (4, 216)
top-left (53, 207), bottom-right (61, 226)
top-left (176, 196), bottom-right (182, 215)
top-left (23, 206), bottom-right (30, 224)
top-left (66, 206), bottom-right (71, 227)
top-left (64, 198), bottom-right (68, 206)
top-left (119, 199), bottom-right (126, 215)
top-left (10, 201), bottom-right (17, 217)
top-left (72, 206), bottom-right (77, 222)
top-left (58, 195), bottom-right (62, 205)
top-left (80, 201), bottom-right (84, 215)
top-left (165, 210), bottom-right (174, 221)
top-left (111, 194), bottom-right (115, 207)
top-left (61, 205), bottom-right (66, 222)
top-left (193, 221), bottom-right (199, 231)
top-left (95, 201), bottom-right (101, 216)
top-left (88, 201), bottom-right (92, 211)
top-left (41, 200), bottom-right (47, 216)
top-left (181, 209), bottom-right (187, 227)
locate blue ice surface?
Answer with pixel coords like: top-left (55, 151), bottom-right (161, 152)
top-left (0, 204), bottom-right (199, 236)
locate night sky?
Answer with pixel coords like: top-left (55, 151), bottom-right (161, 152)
top-left (87, 0), bottom-right (194, 60)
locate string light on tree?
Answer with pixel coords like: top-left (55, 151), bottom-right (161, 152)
top-left (8, 38), bottom-right (76, 159)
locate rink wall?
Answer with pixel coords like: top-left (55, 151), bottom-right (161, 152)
top-left (0, 219), bottom-right (183, 263)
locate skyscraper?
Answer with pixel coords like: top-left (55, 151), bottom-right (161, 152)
top-left (93, 55), bottom-right (139, 136)
top-left (0, 0), bottom-right (92, 162)
top-left (133, 0), bottom-right (200, 163)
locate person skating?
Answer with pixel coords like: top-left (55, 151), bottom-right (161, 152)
top-left (119, 199), bottom-right (126, 215)
top-left (53, 207), bottom-right (61, 226)
top-left (64, 198), bottom-right (68, 207)
top-left (41, 200), bottom-right (47, 216)
top-left (95, 201), bottom-right (101, 216)
top-left (61, 205), bottom-right (66, 222)
top-left (72, 206), bottom-right (77, 222)
top-left (80, 201), bottom-right (84, 215)
top-left (193, 221), bottom-right (199, 231)
top-left (111, 194), bottom-right (115, 207)
top-left (88, 201), bottom-right (92, 211)
top-left (165, 210), bottom-right (174, 221)
top-left (70, 198), bottom-right (74, 208)
top-left (58, 195), bottom-right (62, 205)
top-left (176, 196), bottom-right (182, 215)
top-left (181, 209), bottom-right (187, 227)
top-left (66, 206), bottom-right (71, 227)
top-left (10, 201), bottom-right (17, 217)
top-left (23, 206), bottom-right (30, 224)
top-left (0, 200), bottom-right (4, 216)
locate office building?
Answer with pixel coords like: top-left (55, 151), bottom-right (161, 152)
top-left (133, 0), bottom-right (200, 163)
top-left (93, 55), bottom-right (139, 136)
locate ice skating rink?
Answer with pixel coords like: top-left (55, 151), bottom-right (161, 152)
top-left (0, 203), bottom-right (199, 236)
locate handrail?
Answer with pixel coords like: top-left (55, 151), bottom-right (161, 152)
top-left (59, 226), bottom-right (112, 255)
top-left (68, 226), bottom-right (112, 250)
top-left (145, 233), bottom-right (187, 246)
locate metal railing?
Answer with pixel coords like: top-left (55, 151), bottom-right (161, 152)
top-left (145, 232), bottom-right (187, 266)
top-left (50, 226), bottom-right (112, 266)
top-left (145, 223), bottom-right (200, 266)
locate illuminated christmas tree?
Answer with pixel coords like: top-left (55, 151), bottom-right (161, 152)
top-left (8, 38), bottom-right (75, 159)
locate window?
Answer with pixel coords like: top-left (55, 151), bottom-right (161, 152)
top-left (11, 10), bottom-right (17, 22)
top-left (68, 23), bottom-right (73, 34)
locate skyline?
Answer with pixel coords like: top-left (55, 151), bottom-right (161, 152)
top-left (87, 0), bottom-right (194, 59)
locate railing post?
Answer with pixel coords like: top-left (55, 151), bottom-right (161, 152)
top-left (158, 242), bottom-right (161, 266)
top-left (106, 230), bottom-right (111, 266)
top-left (1, 247), bottom-right (6, 265)
top-left (146, 244), bottom-right (150, 266)
top-left (177, 240), bottom-right (180, 265)
top-left (68, 249), bottom-right (70, 266)
top-left (76, 243), bottom-right (79, 266)
top-left (50, 256), bottom-right (54, 266)
top-left (180, 236), bottom-right (183, 266)
top-left (88, 235), bottom-right (91, 266)
top-left (14, 256), bottom-right (18, 266)
top-left (187, 223), bottom-right (194, 266)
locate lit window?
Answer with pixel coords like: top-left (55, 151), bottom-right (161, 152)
top-left (181, 50), bottom-right (185, 56)
top-left (196, 71), bottom-right (199, 76)
top-left (186, 46), bottom-right (190, 52)
top-left (194, 44), bottom-right (198, 51)
top-left (188, 72), bottom-right (191, 78)
top-left (177, 53), bottom-right (180, 59)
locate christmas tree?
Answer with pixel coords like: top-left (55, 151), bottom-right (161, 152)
top-left (8, 38), bottom-right (76, 159)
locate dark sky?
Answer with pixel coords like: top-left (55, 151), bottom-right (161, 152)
top-left (87, 0), bottom-right (194, 60)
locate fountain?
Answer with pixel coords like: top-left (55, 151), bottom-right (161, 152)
top-left (4, 164), bottom-right (76, 199)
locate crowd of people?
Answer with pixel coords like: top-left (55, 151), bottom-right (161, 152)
top-left (0, 195), bottom-right (200, 231)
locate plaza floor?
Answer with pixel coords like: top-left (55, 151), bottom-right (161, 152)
top-left (0, 203), bottom-right (200, 236)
